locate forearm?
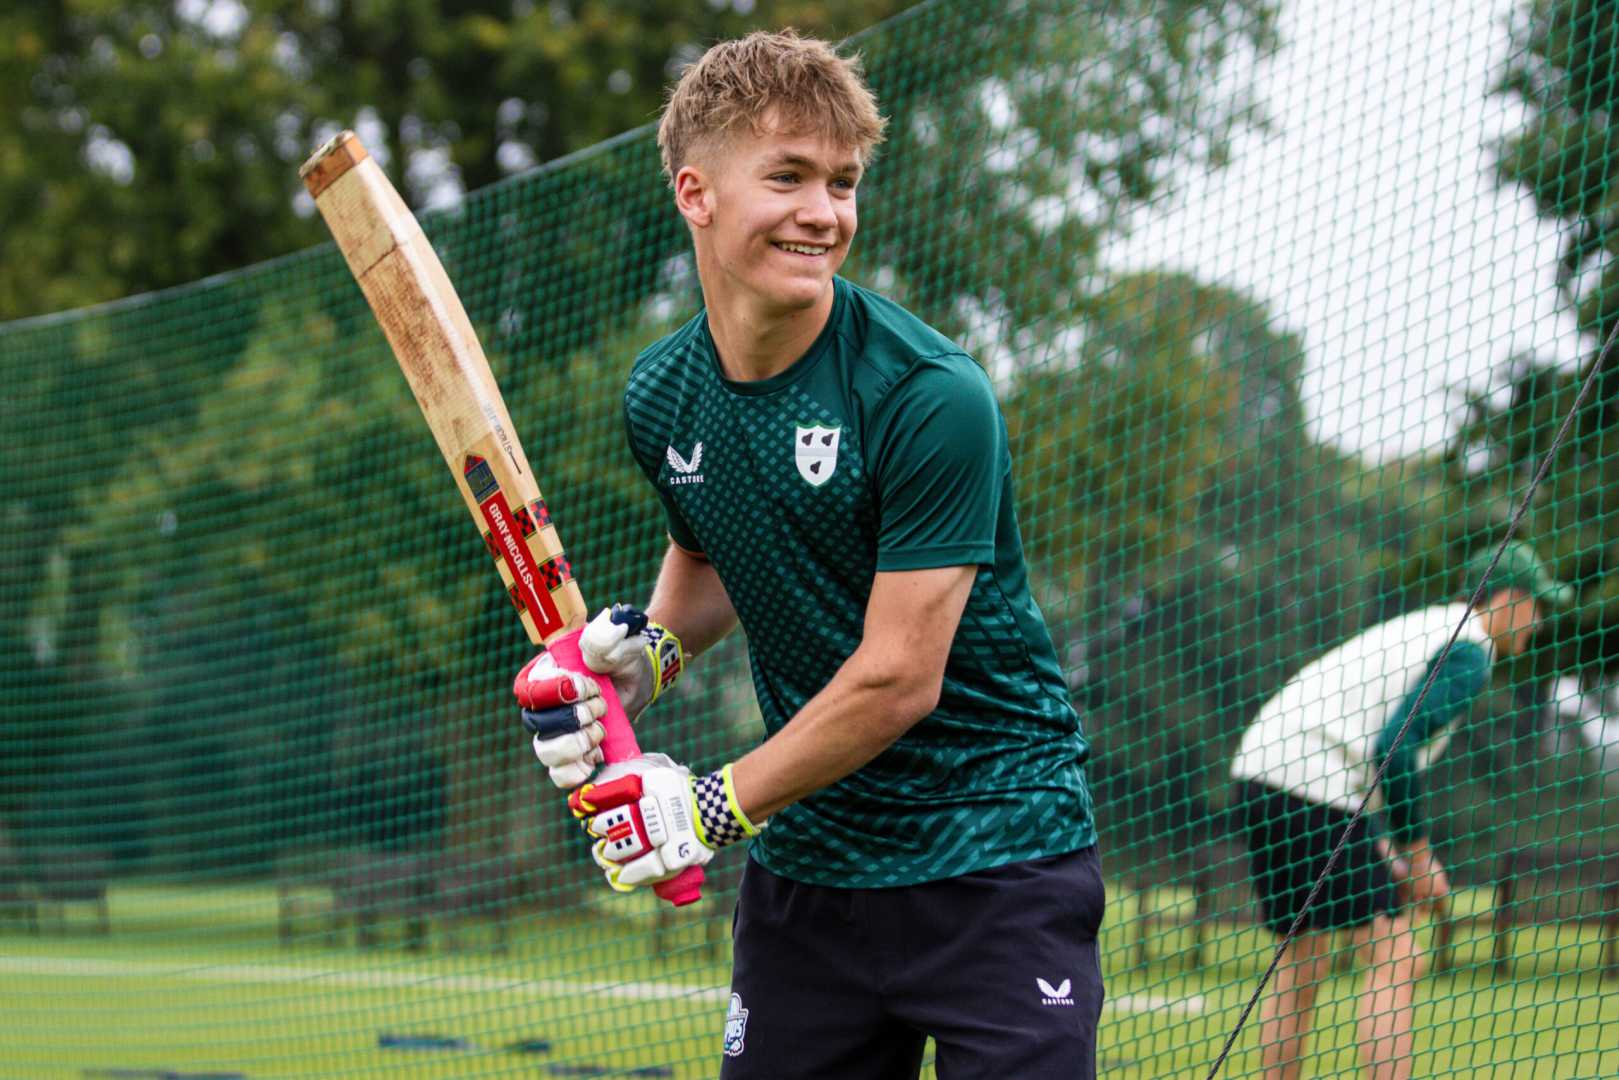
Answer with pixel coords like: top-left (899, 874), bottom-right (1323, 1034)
top-left (729, 644), bottom-right (940, 823)
top-left (1397, 835), bottom-right (1438, 867)
top-left (1377, 642), bottom-right (1488, 841)
top-left (1380, 756), bottom-right (1425, 843)
top-left (644, 542), bottom-right (739, 659)
top-left (1396, 836), bottom-right (1449, 907)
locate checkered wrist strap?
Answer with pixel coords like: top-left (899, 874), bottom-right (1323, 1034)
top-left (642, 621), bottom-right (685, 705)
top-left (693, 764), bottom-right (762, 849)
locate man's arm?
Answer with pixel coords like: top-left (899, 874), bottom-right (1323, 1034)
top-left (1374, 640), bottom-right (1488, 911)
top-left (564, 563), bottom-right (975, 893)
top-left (1374, 640), bottom-right (1489, 845)
top-left (717, 359), bottom-right (1001, 821)
top-left (644, 541), bottom-right (740, 661)
top-left (728, 564), bottom-right (977, 822)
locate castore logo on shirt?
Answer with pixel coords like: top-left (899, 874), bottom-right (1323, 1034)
top-left (666, 443), bottom-right (704, 485)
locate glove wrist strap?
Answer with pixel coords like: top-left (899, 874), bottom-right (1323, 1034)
top-left (693, 763), bottom-right (762, 849)
top-left (642, 621), bottom-right (685, 706)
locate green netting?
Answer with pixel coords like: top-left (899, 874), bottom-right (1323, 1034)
top-left (2, 0), bottom-right (1618, 1076)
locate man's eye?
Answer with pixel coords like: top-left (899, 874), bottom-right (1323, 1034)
top-left (769, 173), bottom-right (797, 184)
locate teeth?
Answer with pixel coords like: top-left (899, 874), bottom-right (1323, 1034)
top-left (776, 242), bottom-right (828, 255)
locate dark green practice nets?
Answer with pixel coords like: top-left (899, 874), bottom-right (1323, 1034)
top-left (2, 0), bottom-right (1617, 1075)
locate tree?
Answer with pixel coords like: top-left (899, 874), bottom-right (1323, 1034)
top-left (1006, 273), bottom-right (1430, 860)
top-left (0, 0), bottom-right (914, 323)
top-left (0, 0), bottom-right (326, 319)
top-left (1480, 0), bottom-right (1619, 839)
top-left (846, 0), bottom-right (1277, 353)
top-left (1351, 0), bottom-right (1619, 851)
top-left (1496, 0), bottom-right (1619, 348)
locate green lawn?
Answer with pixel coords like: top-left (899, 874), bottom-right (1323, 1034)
top-left (0, 882), bottom-right (1614, 1078)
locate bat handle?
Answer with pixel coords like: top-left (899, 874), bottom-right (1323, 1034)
top-left (546, 628), bottom-right (705, 907)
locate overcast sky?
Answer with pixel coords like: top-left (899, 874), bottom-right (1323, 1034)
top-left (1103, 0), bottom-right (1586, 462)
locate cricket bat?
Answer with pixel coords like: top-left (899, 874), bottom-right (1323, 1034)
top-left (300, 130), bottom-right (702, 906)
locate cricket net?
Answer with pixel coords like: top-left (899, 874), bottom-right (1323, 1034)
top-left (1, 0), bottom-right (1617, 1076)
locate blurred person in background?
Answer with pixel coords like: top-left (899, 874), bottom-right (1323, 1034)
top-left (1230, 541), bottom-right (1570, 1080)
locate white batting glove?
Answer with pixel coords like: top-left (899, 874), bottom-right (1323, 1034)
top-left (514, 651), bottom-right (608, 789)
top-left (567, 756), bottom-right (762, 893)
top-left (579, 604), bottom-right (685, 722)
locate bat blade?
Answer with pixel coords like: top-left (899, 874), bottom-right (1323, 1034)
top-left (300, 130), bottom-right (584, 645)
top-left (300, 131), bottom-right (703, 907)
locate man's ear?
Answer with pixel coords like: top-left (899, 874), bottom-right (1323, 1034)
top-left (674, 164), bottom-right (713, 228)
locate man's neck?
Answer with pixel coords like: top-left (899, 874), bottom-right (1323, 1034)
top-left (703, 280), bottom-right (835, 383)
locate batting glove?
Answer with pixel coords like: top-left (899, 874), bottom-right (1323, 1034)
top-left (514, 605), bottom-right (683, 790)
top-left (514, 651), bottom-right (608, 789)
top-left (568, 755), bottom-right (762, 893)
top-left (579, 604), bottom-right (685, 722)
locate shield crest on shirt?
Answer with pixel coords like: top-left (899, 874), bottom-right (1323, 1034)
top-left (794, 424), bottom-right (841, 487)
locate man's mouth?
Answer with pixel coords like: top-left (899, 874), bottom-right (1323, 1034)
top-left (773, 241), bottom-right (830, 256)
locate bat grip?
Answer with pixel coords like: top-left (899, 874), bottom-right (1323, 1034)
top-left (546, 628), bottom-right (705, 907)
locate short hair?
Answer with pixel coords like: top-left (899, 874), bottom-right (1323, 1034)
top-left (657, 29), bottom-right (887, 185)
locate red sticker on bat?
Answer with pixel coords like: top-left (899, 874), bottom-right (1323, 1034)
top-left (465, 455), bottom-right (565, 638)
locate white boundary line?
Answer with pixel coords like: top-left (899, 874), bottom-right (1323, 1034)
top-left (0, 956), bottom-right (726, 1004)
top-left (0, 956), bottom-right (1205, 1015)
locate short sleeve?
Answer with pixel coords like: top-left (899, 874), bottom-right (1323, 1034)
top-left (654, 488), bottom-right (703, 553)
top-left (867, 356), bottom-right (1003, 572)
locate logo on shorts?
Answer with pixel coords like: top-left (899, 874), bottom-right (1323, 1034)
top-left (1037, 977), bottom-right (1074, 1006)
top-left (723, 992), bottom-right (749, 1057)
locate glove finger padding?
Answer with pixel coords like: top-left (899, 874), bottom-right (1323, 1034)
top-left (515, 652), bottom-right (609, 790)
top-left (514, 655), bottom-right (600, 710)
top-left (521, 700), bottom-right (607, 739)
top-left (545, 751), bottom-right (603, 792)
top-left (570, 757), bottom-right (759, 893)
top-left (570, 755), bottom-right (712, 892)
top-left (531, 726), bottom-right (605, 769)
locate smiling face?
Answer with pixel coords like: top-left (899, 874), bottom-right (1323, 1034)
top-left (675, 120), bottom-right (861, 323)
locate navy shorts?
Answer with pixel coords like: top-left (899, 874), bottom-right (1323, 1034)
top-left (1236, 781), bottom-right (1396, 935)
top-left (719, 846), bottom-right (1106, 1080)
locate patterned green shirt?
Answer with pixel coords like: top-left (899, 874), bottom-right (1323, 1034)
top-left (623, 277), bottom-right (1094, 887)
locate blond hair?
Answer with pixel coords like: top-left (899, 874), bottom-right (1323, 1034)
top-left (657, 29), bottom-right (887, 184)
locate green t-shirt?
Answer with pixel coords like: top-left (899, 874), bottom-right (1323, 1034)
top-left (623, 277), bottom-right (1094, 887)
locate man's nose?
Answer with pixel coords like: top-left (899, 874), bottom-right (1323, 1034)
top-left (796, 184), bottom-right (838, 230)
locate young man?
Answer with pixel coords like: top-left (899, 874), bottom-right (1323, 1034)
top-left (512, 29), bottom-right (1103, 1079)
top-left (1229, 541), bottom-right (1571, 1080)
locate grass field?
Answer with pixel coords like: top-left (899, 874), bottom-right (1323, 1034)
top-left (0, 882), bottom-right (1616, 1078)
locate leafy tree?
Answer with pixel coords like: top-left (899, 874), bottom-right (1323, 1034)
top-left (1496, 0), bottom-right (1619, 347)
top-left (1489, 0), bottom-right (1619, 627)
top-left (1489, 0), bottom-right (1619, 614)
top-left (847, 0), bottom-right (1277, 352)
top-left (1006, 273), bottom-right (1433, 861)
top-left (0, 0), bottom-right (913, 322)
top-left (0, 0), bottom-right (326, 319)
top-left (1483, 0), bottom-right (1612, 735)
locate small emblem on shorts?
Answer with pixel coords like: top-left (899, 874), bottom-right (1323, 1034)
top-left (723, 992), bottom-right (749, 1057)
top-left (1037, 977), bottom-right (1074, 1006)
top-left (794, 425), bottom-right (840, 487)
top-left (666, 442), bottom-right (704, 486)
